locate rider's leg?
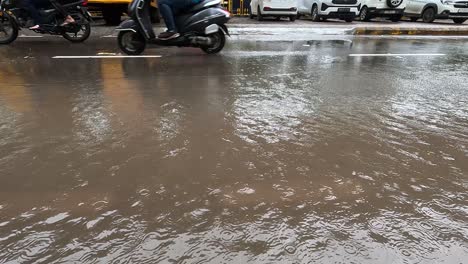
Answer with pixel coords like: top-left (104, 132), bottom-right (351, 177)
top-left (21, 0), bottom-right (42, 29)
top-left (49, 0), bottom-right (75, 26)
top-left (157, 0), bottom-right (191, 39)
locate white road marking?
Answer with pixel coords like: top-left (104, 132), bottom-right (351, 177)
top-left (52, 55), bottom-right (162, 59)
top-left (19, 35), bottom-right (43, 38)
top-left (349, 53), bottom-right (446, 57)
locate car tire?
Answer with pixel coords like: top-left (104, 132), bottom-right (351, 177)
top-left (150, 7), bottom-right (160, 24)
top-left (289, 15), bottom-right (296, 21)
top-left (390, 15), bottom-right (402, 22)
top-left (311, 4), bottom-right (320, 22)
top-left (249, 8), bottom-right (254, 19)
top-left (345, 18), bottom-right (354, 23)
top-left (257, 6), bottom-right (263, 21)
top-left (422, 7), bottom-right (436, 23)
top-left (102, 7), bottom-right (122, 25)
top-left (409, 17), bottom-right (419, 22)
top-left (359, 6), bottom-right (371, 21)
top-left (453, 18), bottom-right (467, 24)
top-left (387, 0), bottom-right (403, 8)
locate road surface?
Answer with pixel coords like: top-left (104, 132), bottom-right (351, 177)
top-left (0, 35), bottom-right (467, 263)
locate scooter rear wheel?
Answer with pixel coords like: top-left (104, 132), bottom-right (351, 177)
top-left (201, 31), bottom-right (225, 54)
top-left (118, 31), bottom-right (146, 55)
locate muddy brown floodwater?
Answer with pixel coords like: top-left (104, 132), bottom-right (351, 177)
top-left (0, 39), bottom-right (467, 263)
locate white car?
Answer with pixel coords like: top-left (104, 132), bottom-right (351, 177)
top-left (249, 0), bottom-right (299, 21)
top-left (405, 0), bottom-right (468, 23)
top-left (297, 0), bottom-right (361, 22)
top-left (359, 0), bottom-right (406, 21)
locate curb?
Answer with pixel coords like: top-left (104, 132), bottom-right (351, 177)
top-left (354, 27), bottom-right (468, 35)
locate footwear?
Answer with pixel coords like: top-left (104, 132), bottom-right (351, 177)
top-left (60, 16), bottom-right (75, 27)
top-left (157, 31), bottom-right (180, 40)
top-left (29, 25), bottom-right (40, 30)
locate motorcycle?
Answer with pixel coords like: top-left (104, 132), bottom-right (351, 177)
top-left (116, 0), bottom-right (230, 55)
top-left (0, 0), bottom-right (92, 44)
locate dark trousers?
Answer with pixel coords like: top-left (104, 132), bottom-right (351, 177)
top-left (21, 0), bottom-right (69, 24)
top-left (157, 0), bottom-right (193, 32)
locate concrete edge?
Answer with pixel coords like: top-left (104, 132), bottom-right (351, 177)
top-left (353, 27), bottom-right (468, 35)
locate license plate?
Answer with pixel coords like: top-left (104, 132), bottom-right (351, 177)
top-left (338, 8), bottom-right (350, 12)
top-left (384, 10), bottom-right (397, 14)
top-left (459, 8), bottom-right (468, 12)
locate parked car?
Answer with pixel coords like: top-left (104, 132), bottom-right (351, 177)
top-left (405, 0), bottom-right (468, 23)
top-left (88, 0), bottom-right (159, 25)
top-left (249, 0), bottom-right (298, 21)
top-left (359, 0), bottom-right (406, 21)
top-left (297, 0), bottom-right (360, 22)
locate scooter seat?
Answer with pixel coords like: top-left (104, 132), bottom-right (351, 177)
top-left (186, 0), bottom-right (221, 13)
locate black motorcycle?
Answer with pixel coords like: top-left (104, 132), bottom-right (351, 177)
top-left (0, 0), bottom-right (91, 44)
top-left (116, 0), bottom-right (230, 55)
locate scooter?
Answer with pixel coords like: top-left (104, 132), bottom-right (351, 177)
top-left (116, 0), bottom-right (230, 55)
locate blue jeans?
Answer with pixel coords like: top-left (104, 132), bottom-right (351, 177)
top-left (157, 0), bottom-right (193, 32)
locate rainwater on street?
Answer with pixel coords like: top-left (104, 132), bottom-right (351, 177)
top-left (0, 37), bottom-right (467, 263)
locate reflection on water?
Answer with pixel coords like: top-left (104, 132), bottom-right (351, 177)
top-left (0, 39), bottom-right (467, 263)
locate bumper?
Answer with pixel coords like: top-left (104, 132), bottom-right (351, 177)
top-left (262, 7), bottom-right (298, 15)
top-left (319, 6), bottom-right (359, 18)
top-left (438, 10), bottom-right (468, 18)
top-left (368, 8), bottom-right (404, 17)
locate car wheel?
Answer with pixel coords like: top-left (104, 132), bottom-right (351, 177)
top-left (257, 6), bottom-right (263, 21)
top-left (289, 15), bottom-right (296, 21)
top-left (345, 18), bottom-right (354, 23)
top-left (102, 7), bottom-right (122, 25)
top-left (359, 6), bottom-right (371, 21)
top-left (409, 17), bottom-right (419, 22)
top-left (453, 18), bottom-right (467, 24)
top-left (387, 0), bottom-right (403, 8)
top-left (249, 7), bottom-right (254, 19)
top-left (311, 4), bottom-right (320, 22)
top-left (150, 7), bottom-right (160, 24)
top-left (422, 7), bottom-right (436, 23)
top-left (390, 15), bottom-right (402, 22)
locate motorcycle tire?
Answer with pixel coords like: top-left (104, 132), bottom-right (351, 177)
top-left (62, 14), bottom-right (91, 43)
top-left (0, 13), bottom-right (19, 45)
top-left (118, 31), bottom-right (146, 55)
top-left (201, 30), bottom-right (225, 54)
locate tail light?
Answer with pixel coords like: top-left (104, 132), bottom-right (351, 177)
top-left (82, 0), bottom-right (88, 6)
top-left (264, 6), bottom-right (272, 11)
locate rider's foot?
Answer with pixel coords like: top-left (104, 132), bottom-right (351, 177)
top-left (158, 31), bottom-right (180, 40)
top-left (29, 25), bottom-right (40, 30)
top-left (60, 16), bottom-right (75, 26)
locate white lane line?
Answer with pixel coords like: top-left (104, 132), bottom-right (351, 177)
top-left (52, 55), bottom-right (162, 59)
top-left (349, 53), bottom-right (446, 57)
top-left (19, 35), bottom-right (44, 38)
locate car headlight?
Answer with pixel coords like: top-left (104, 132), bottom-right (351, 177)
top-left (440, 0), bottom-right (455, 5)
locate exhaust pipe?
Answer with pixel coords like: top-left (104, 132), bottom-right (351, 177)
top-left (190, 36), bottom-right (213, 46)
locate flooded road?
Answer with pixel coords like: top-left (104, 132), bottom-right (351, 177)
top-left (0, 38), bottom-right (467, 263)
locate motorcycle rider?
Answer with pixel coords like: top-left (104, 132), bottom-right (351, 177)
top-left (157, 0), bottom-right (203, 40)
top-left (22, 0), bottom-right (75, 30)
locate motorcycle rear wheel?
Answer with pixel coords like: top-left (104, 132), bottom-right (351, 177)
top-left (201, 31), bottom-right (225, 54)
top-left (0, 13), bottom-right (18, 45)
top-left (62, 14), bottom-right (91, 43)
top-left (118, 31), bottom-right (146, 55)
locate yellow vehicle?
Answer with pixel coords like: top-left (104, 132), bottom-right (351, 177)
top-left (88, 0), bottom-right (159, 25)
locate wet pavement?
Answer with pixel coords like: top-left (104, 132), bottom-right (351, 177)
top-left (0, 37), bottom-right (468, 263)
